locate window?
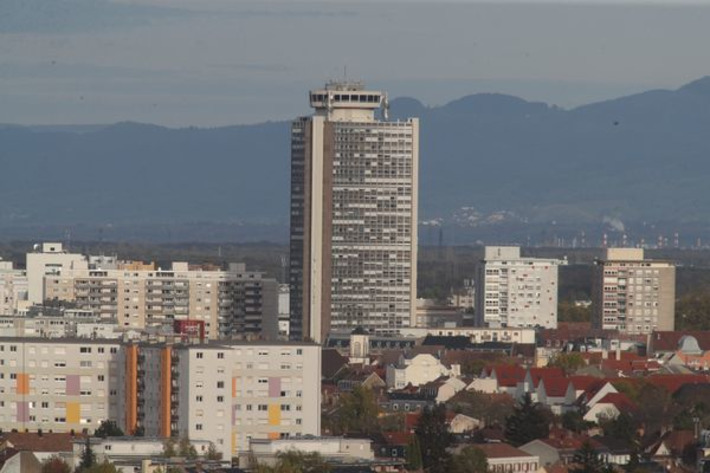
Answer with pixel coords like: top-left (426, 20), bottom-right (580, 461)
top-left (217, 352), bottom-right (225, 359)
top-left (80, 347), bottom-right (92, 354)
top-left (196, 395), bottom-right (203, 402)
top-left (258, 404), bottom-right (268, 411)
top-left (196, 424), bottom-right (203, 431)
top-left (217, 396), bottom-right (224, 402)
top-left (196, 352), bottom-right (204, 359)
top-left (217, 381), bottom-right (224, 389)
top-left (281, 404), bottom-right (291, 411)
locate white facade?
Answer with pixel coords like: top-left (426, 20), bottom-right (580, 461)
top-left (475, 246), bottom-right (564, 329)
top-left (170, 343), bottom-right (321, 457)
top-left (0, 337), bottom-right (122, 435)
top-left (289, 82), bottom-right (419, 342)
top-left (401, 326), bottom-right (536, 344)
top-left (0, 261), bottom-right (27, 316)
top-left (592, 248), bottom-right (675, 334)
top-left (26, 243), bottom-right (86, 305)
top-left (386, 353), bottom-right (460, 389)
top-left (243, 437), bottom-right (373, 468)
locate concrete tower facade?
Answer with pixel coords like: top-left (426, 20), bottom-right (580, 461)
top-left (289, 82), bottom-right (419, 342)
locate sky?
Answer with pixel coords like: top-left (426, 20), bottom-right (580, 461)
top-left (2, 0), bottom-right (710, 127)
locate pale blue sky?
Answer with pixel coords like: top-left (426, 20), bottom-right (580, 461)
top-left (2, 0), bottom-right (710, 126)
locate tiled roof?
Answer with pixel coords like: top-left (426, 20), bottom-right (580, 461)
top-left (382, 431), bottom-right (413, 446)
top-left (649, 331), bottom-right (710, 353)
top-left (597, 392), bottom-right (636, 411)
top-left (540, 377), bottom-right (572, 397)
top-left (1, 432), bottom-right (80, 452)
top-left (476, 443), bottom-right (535, 459)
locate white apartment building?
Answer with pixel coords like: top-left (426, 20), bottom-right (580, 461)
top-left (289, 81), bottom-right (419, 342)
top-left (0, 337), bottom-right (123, 434)
top-left (26, 243), bottom-right (86, 305)
top-left (386, 353), bottom-right (461, 389)
top-left (475, 246), bottom-right (564, 329)
top-left (0, 260), bottom-right (28, 315)
top-left (592, 248), bottom-right (675, 335)
top-left (121, 341), bottom-right (321, 459)
top-left (42, 261), bottom-right (278, 340)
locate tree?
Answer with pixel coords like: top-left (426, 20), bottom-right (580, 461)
top-left (41, 456), bottom-right (71, 473)
top-left (504, 393), bottom-right (551, 446)
top-left (256, 451), bottom-right (330, 473)
top-left (78, 437), bottom-right (96, 471)
top-left (94, 420), bottom-right (124, 438)
top-left (178, 436), bottom-right (198, 460)
top-left (416, 404), bottom-right (453, 473)
top-left (405, 434), bottom-right (423, 471)
top-left (450, 446), bottom-right (488, 473)
top-left (548, 353), bottom-right (586, 373)
top-left (162, 438), bottom-right (177, 458)
top-left (571, 440), bottom-right (604, 473)
top-left (205, 442), bottom-right (223, 461)
top-left (562, 411), bottom-right (593, 433)
top-left (83, 461), bottom-right (122, 473)
top-left (329, 385), bottom-right (380, 435)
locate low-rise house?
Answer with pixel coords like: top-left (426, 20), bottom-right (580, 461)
top-left (520, 431), bottom-right (603, 467)
top-left (0, 449), bottom-right (42, 473)
top-left (583, 393), bottom-right (636, 423)
top-left (469, 443), bottom-right (541, 473)
top-left (646, 430), bottom-right (696, 467)
top-left (386, 353), bottom-right (460, 389)
top-left (420, 376), bottom-right (467, 403)
top-left (0, 432), bottom-right (77, 465)
top-left (448, 413), bottom-right (481, 434)
top-left (240, 437), bottom-right (374, 469)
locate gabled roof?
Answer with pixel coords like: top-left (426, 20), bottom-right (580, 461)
top-left (568, 376), bottom-right (604, 391)
top-left (649, 331), bottom-right (710, 353)
top-left (322, 349), bottom-right (349, 379)
top-left (597, 392), bottom-right (636, 411)
top-left (539, 377), bottom-right (572, 397)
top-left (491, 365), bottom-right (526, 387)
top-left (476, 442), bottom-right (535, 459)
top-left (382, 431), bottom-right (413, 446)
top-left (646, 374), bottom-right (710, 394)
top-left (1, 432), bottom-right (80, 452)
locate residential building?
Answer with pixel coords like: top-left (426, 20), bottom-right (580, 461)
top-left (592, 248), bottom-right (675, 335)
top-left (289, 81), bottom-right (419, 342)
top-left (475, 246), bottom-right (564, 329)
top-left (386, 353), bottom-right (460, 389)
top-left (121, 341), bottom-right (321, 458)
top-left (453, 443), bottom-right (540, 473)
top-left (26, 243), bottom-right (86, 305)
top-left (0, 261), bottom-right (27, 315)
top-left (42, 260), bottom-right (278, 340)
top-left (0, 337), bottom-right (123, 435)
top-left (241, 437), bottom-right (373, 468)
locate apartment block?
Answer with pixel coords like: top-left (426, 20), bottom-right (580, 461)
top-left (0, 261), bottom-right (27, 315)
top-left (290, 81), bottom-right (419, 342)
top-left (0, 337), bottom-right (123, 434)
top-left (26, 243), bottom-right (86, 305)
top-left (122, 341), bottom-right (321, 457)
top-left (42, 261), bottom-right (278, 340)
top-left (475, 246), bottom-right (564, 329)
top-left (592, 248), bottom-right (675, 335)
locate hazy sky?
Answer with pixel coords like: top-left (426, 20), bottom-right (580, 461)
top-left (2, 0), bottom-right (710, 126)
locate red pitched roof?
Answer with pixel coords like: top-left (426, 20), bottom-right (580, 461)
top-left (404, 413), bottom-right (421, 431)
top-left (492, 365), bottom-right (526, 387)
top-left (476, 443), bottom-right (535, 459)
top-left (568, 376), bottom-right (604, 391)
top-left (646, 374), bottom-right (710, 393)
top-left (383, 431), bottom-right (413, 446)
top-left (540, 377), bottom-right (572, 397)
top-left (650, 331), bottom-right (710, 353)
top-left (598, 392), bottom-right (636, 411)
top-left (1, 433), bottom-right (80, 452)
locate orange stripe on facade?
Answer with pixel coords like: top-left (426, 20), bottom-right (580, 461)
top-left (232, 377), bottom-right (237, 398)
top-left (125, 345), bottom-right (138, 435)
top-left (16, 373), bottom-right (29, 395)
top-left (160, 346), bottom-right (172, 438)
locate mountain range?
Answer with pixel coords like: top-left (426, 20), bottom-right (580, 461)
top-left (2, 77), bottom-right (710, 240)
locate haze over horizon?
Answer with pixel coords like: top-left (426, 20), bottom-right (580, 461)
top-left (3, 0), bottom-right (710, 127)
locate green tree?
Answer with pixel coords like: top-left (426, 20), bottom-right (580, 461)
top-left (205, 442), bottom-right (223, 461)
top-left (83, 461), bottom-right (122, 473)
top-left (406, 434), bottom-right (423, 471)
top-left (571, 440), bottom-right (604, 473)
top-left (178, 436), bottom-right (198, 460)
top-left (548, 352), bottom-right (586, 373)
top-left (558, 301), bottom-right (591, 323)
top-left (416, 404), bottom-right (453, 473)
top-left (78, 437), bottom-right (96, 471)
top-left (162, 438), bottom-right (177, 458)
top-left (450, 446), bottom-right (488, 473)
top-left (41, 456), bottom-right (71, 473)
top-left (504, 393), bottom-right (551, 446)
top-left (258, 451), bottom-right (330, 473)
top-left (330, 385), bottom-right (380, 435)
top-left (94, 420), bottom-right (124, 438)
top-left (562, 411), bottom-right (593, 433)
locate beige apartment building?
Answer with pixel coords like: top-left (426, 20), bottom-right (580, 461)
top-left (592, 248), bottom-right (675, 335)
top-left (289, 82), bottom-right (419, 342)
top-left (0, 337), bottom-right (321, 460)
top-left (43, 261), bottom-right (278, 340)
top-left (0, 337), bottom-right (123, 434)
top-left (0, 260), bottom-right (27, 315)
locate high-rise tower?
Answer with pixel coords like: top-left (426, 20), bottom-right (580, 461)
top-left (289, 81), bottom-right (419, 343)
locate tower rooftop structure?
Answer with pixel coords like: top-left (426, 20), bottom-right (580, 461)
top-left (309, 81), bottom-right (387, 121)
